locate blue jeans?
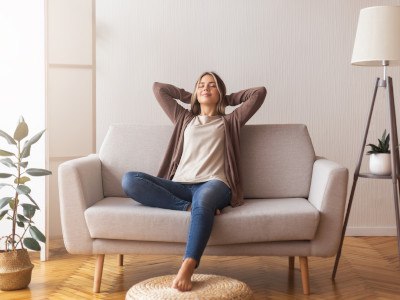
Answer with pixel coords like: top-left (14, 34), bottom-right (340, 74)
top-left (121, 171), bottom-right (232, 268)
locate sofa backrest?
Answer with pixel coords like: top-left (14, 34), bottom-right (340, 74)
top-left (99, 124), bottom-right (315, 199)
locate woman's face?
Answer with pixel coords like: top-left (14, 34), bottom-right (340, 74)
top-left (196, 74), bottom-right (220, 106)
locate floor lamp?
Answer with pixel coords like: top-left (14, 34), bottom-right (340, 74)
top-left (332, 6), bottom-right (400, 279)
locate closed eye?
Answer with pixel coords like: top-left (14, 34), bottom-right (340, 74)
top-left (198, 83), bottom-right (216, 88)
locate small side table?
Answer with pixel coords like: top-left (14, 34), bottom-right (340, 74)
top-left (332, 77), bottom-right (400, 279)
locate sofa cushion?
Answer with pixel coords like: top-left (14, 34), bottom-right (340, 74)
top-left (99, 124), bottom-right (173, 198)
top-left (84, 197), bottom-right (320, 245)
top-left (98, 124), bottom-right (315, 199)
top-left (240, 124), bottom-right (315, 198)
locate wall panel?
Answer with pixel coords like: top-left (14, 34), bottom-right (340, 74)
top-left (48, 68), bottom-right (93, 157)
top-left (46, 0), bottom-right (95, 242)
top-left (96, 0), bottom-right (400, 235)
top-left (48, 0), bottom-right (92, 65)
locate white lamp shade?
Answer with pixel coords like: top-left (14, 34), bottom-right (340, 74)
top-left (351, 6), bottom-right (400, 66)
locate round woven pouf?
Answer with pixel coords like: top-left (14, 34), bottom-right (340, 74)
top-left (126, 274), bottom-right (254, 300)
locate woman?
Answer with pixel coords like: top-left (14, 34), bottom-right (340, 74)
top-left (122, 71), bottom-right (267, 292)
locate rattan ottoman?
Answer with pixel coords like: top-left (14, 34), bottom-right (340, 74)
top-left (125, 274), bottom-right (254, 300)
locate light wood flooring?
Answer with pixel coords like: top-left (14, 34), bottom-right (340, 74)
top-left (1, 237), bottom-right (400, 299)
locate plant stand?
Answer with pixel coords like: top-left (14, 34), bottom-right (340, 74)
top-left (332, 76), bottom-right (400, 279)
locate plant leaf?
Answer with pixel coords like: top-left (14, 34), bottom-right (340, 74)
top-left (14, 176), bottom-right (30, 184)
top-left (17, 213), bottom-right (30, 223)
top-left (21, 203), bottom-right (37, 218)
top-left (9, 199), bottom-right (15, 209)
top-left (25, 194), bottom-right (39, 209)
top-left (14, 117), bottom-right (29, 142)
top-left (23, 129), bottom-right (45, 150)
top-left (0, 129), bottom-right (17, 145)
top-left (381, 129), bottom-right (387, 141)
top-left (378, 139), bottom-right (384, 149)
top-left (30, 226), bottom-right (46, 243)
top-left (0, 158), bottom-right (16, 168)
top-left (21, 145), bottom-right (31, 158)
top-left (367, 144), bottom-right (381, 153)
top-left (0, 149), bottom-right (14, 156)
top-left (23, 237), bottom-right (41, 251)
top-left (17, 221), bottom-right (25, 228)
top-left (385, 133), bottom-right (390, 147)
top-left (26, 168), bottom-right (52, 176)
top-left (0, 210), bottom-right (8, 220)
top-left (16, 185), bottom-right (31, 195)
top-left (20, 161), bottom-right (28, 168)
top-left (0, 197), bottom-right (12, 209)
top-left (0, 183), bottom-right (12, 189)
top-left (0, 173), bottom-right (13, 178)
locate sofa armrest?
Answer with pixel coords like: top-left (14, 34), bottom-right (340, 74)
top-left (308, 158), bottom-right (349, 256)
top-left (58, 154), bottom-right (104, 254)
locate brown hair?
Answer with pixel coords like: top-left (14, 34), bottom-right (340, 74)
top-left (190, 71), bottom-right (227, 116)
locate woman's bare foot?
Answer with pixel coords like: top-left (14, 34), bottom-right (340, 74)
top-left (172, 258), bottom-right (197, 291)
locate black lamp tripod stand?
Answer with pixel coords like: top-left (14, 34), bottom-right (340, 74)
top-left (332, 75), bottom-right (400, 279)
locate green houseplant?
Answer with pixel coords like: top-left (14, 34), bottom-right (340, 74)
top-left (366, 129), bottom-right (391, 175)
top-left (0, 116), bottom-right (51, 291)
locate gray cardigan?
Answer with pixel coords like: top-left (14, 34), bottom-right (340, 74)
top-left (152, 82), bottom-right (267, 207)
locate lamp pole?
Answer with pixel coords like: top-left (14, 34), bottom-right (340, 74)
top-left (332, 5), bottom-right (400, 278)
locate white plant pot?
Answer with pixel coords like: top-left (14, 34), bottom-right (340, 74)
top-left (369, 153), bottom-right (391, 175)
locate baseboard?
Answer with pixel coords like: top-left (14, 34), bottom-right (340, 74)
top-left (346, 227), bottom-right (397, 236)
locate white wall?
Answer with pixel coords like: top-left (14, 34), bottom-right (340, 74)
top-left (0, 1), bottom-right (46, 257)
top-left (96, 0), bottom-right (400, 235)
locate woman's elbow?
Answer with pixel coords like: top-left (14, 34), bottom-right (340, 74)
top-left (257, 86), bottom-right (267, 99)
top-left (152, 82), bottom-right (160, 92)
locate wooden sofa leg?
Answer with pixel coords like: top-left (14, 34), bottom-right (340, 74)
top-left (299, 256), bottom-right (310, 295)
top-left (289, 256), bottom-right (295, 270)
top-left (118, 254), bottom-right (124, 266)
top-left (94, 254), bottom-right (105, 293)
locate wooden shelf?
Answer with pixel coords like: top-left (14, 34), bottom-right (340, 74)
top-left (358, 172), bottom-right (399, 179)
top-left (358, 173), bottom-right (400, 179)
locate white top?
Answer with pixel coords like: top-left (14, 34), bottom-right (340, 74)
top-left (172, 114), bottom-right (230, 188)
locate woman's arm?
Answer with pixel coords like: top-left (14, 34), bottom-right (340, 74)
top-left (226, 86), bottom-right (267, 126)
top-left (152, 82), bottom-right (192, 124)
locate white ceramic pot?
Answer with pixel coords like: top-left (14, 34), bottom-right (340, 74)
top-left (369, 153), bottom-right (391, 175)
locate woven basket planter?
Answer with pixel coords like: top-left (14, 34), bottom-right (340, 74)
top-left (0, 249), bottom-right (34, 291)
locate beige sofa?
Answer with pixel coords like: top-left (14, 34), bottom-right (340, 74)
top-left (58, 124), bottom-right (349, 295)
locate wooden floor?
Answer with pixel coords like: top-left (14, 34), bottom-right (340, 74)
top-left (1, 237), bottom-right (400, 299)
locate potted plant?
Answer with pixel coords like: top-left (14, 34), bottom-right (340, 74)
top-left (366, 129), bottom-right (391, 175)
top-left (0, 116), bottom-right (51, 291)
